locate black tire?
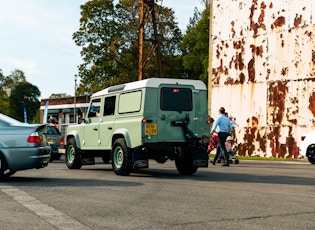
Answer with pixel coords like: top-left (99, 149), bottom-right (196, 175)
top-left (306, 145), bottom-right (315, 164)
top-left (54, 153), bottom-right (62, 160)
top-left (111, 138), bottom-right (133, 176)
top-left (0, 154), bottom-right (9, 178)
top-left (65, 137), bottom-right (82, 169)
top-left (307, 155), bottom-right (315, 164)
top-left (234, 159), bottom-right (240, 164)
top-left (175, 155), bottom-right (198, 175)
top-left (102, 154), bottom-right (111, 164)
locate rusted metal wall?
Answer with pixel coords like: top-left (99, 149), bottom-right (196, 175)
top-left (211, 0), bottom-right (315, 158)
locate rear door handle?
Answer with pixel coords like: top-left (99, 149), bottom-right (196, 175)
top-left (93, 128), bottom-right (98, 131)
top-left (108, 127), bottom-right (112, 130)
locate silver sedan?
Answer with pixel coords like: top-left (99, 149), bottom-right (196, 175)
top-left (0, 113), bottom-right (51, 178)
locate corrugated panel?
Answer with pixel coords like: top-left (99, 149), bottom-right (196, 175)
top-left (210, 0), bottom-right (315, 158)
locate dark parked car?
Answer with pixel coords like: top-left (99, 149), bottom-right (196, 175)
top-left (47, 125), bottom-right (64, 161)
top-left (0, 113), bottom-right (51, 178)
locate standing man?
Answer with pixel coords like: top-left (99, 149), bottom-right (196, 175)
top-left (210, 107), bottom-right (232, 166)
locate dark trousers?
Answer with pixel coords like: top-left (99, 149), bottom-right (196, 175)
top-left (213, 132), bottom-right (230, 163)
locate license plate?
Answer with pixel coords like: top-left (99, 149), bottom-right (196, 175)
top-left (146, 124), bottom-right (157, 135)
top-left (48, 138), bottom-right (54, 143)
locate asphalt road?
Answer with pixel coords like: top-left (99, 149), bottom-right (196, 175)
top-left (1, 158), bottom-right (314, 230)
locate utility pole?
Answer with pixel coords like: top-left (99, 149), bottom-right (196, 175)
top-left (138, 0), bottom-right (163, 81)
top-left (208, 0), bottom-right (213, 117)
top-left (138, 0), bottom-right (144, 80)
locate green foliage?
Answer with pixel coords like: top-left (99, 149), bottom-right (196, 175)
top-left (0, 69), bottom-right (9, 115)
top-left (74, 0), bottom-right (183, 95)
top-left (9, 81), bottom-right (41, 122)
top-left (0, 69), bottom-right (28, 115)
top-left (181, 2), bottom-right (209, 83)
top-left (33, 110), bottom-right (41, 124)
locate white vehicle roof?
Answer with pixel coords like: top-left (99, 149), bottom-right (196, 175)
top-left (92, 78), bottom-right (207, 97)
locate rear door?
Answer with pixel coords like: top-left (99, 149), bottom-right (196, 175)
top-left (157, 85), bottom-right (195, 142)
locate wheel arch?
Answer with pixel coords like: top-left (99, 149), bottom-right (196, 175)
top-left (66, 132), bottom-right (82, 149)
top-left (0, 150), bottom-right (8, 164)
top-left (112, 129), bottom-right (131, 147)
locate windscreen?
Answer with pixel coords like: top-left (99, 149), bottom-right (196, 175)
top-left (160, 87), bottom-right (192, 111)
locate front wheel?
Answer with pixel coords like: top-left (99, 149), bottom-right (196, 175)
top-left (0, 154), bottom-right (9, 179)
top-left (111, 138), bottom-right (133, 176)
top-left (307, 155), bottom-right (315, 164)
top-left (65, 138), bottom-right (82, 169)
top-left (175, 155), bottom-right (198, 175)
top-left (306, 145), bottom-right (315, 164)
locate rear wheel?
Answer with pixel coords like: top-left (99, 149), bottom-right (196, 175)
top-left (175, 154), bottom-right (198, 175)
top-left (65, 138), bottom-right (82, 169)
top-left (111, 138), bottom-right (133, 176)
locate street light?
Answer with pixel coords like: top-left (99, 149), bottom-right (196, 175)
top-left (74, 74), bottom-right (77, 123)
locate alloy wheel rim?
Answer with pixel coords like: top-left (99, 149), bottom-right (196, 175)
top-left (113, 147), bottom-right (123, 168)
top-left (67, 146), bottom-right (75, 163)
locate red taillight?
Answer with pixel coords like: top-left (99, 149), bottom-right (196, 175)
top-left (27, 132), bottom-right (41, 143)
top-left (142, 118), bottom-right (146, 123)
top-left (202, 135), bottom-right (208, 140)
top-left (60, 137), bottom-right (64, 145)
top-left (207, 119), bottom-right (211, 124)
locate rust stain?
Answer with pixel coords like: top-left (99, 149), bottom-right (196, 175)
top-left (237, 143), bottom-right (246, 156)
top-left (249, 0), bottom-right (267, 38)
top-left (312, 50), bottom-right (315, 65)
top-left (239, 72), bottom-right (245, 84)
top-left (267, 126), bottom-right (281, 157)
top-left (256, 45), bottom-right (263, 57)
top-left (308, 92), bottom-right (315, 116)
top-left (248, 58), bottom-right (255, 82)
top-left (286, 127), bottom-right (300, 158)
top-left (256, 131), bottom-right (267, 153)
top-left (281, 67), bottom-right (288, 76)
top-left (231, 21), bottom-right (236, 38)
top-left (224, 77), bottom-right (235, 85)
top-left (258, 2), bottom-right (266, 24)
top-left (294, 14), bottom-right (302, 27)
top-left (273, 16), bottom-right (286, 28)
top-left (216, 44), bottom-right (221, 59)
top-left (268, 80), bottom-right (288, 124)
top-left (242, 127), bottom-right (255, 156)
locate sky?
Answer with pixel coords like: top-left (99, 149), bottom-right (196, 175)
top-left (0, 0), bottom-right (205, 99)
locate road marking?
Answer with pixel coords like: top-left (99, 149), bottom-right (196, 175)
top-left (1, 184), bottom-right (90, 230)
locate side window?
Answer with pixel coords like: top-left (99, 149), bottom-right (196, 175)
top-left (88, 98), bottom-right (101, 118)
top-left (103, 96), bottom-right (116, 116)
top-left (118, 91), bottom-right (142, 114)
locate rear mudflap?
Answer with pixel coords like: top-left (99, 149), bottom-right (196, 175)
top-left (192, 148), bottom-right (208, 167)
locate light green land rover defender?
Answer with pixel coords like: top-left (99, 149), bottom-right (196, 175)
top-left (65, 78), bottom-right (210, 176)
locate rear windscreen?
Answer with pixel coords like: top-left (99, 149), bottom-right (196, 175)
top-left (160, 87), bottom-right (192, 111)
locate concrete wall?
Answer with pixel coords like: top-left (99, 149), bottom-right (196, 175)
top-left (210, 0), bottom-right (315, 158)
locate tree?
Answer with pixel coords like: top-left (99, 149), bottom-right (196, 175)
top-left (0, 69), bottom-right (9, 115)
top-left (9, 82), bottom-right (41, 122)
top-left (181, 1), bottom-right (209, 83)
top-left (73, 0), bottom-right (183, 95)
